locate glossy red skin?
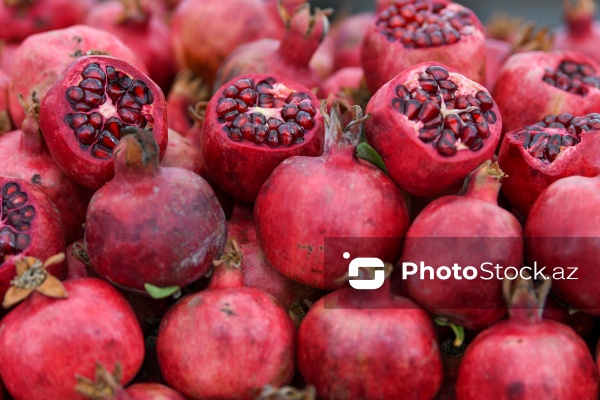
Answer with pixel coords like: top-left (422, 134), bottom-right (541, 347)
top-left (525, 175), bottom-right (600, 314)
top-left (9, 25), bottom-right (148, 128)
top-left (365, 62), bottom-right (502, 197)
top-left (39, 55), bottom-right (168, 190)
top-left (493, 51), bottom-right (600, 133)
top-left (170, 0), bottom-right (278, 85)
top-left (0, 69), bottom-right (10, 134)
top-left (201, 74), bottom-right (325, 201)
top-left (0, 129), bottom-right (94, 243)
top-left (0, 177), bottom-right (66, 300)
top-left (333, 12), bottom-right (373, 71)
top-left (456, 319), bottom-right (598, 399)
top-left (160, 129), bottom-right (202, 175)
top-left (361, 0), bottom-right (486, 93)
top-left (126, 383), bottom-right (185, 400)
top-left (228, 205), bottom-right (323, 310)
top-left (255, 140), bottom-right (410, 290)
top-left (297, 286), bottom-right (443, 399)
top-left (84, 0), bottom-right (176, 91)
top-left (85, 164), bottom-right (227, 295)
top-left (157, 278), bottom-right (296, 399)
top-left (484, 38), bottom-right (512, 91)
top-left (0, 0), bottom-right (94, 43)
top-left (0, 278), bottom-right (145, 400)
top-left (498, 128), bottom-right (600, 216)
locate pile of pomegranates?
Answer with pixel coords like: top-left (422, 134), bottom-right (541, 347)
top-left (0, 0), bottom-right (599, 398)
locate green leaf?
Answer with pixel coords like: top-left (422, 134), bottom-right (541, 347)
top-left (434, 317), bottom-right (465, 347)
top-left (144, 283), bottom-right (180, 299)
top-left (356, 142), bottom-right (388, 173)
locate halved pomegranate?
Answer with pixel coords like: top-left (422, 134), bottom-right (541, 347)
top-left (365, 62), bottom-right (501, 197)
top-left (200, 74), bottom-right (324, 201)
top-left (39, 55), bottom-right (167, 189)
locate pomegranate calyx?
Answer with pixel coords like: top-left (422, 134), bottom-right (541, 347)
top-left (288, 298), bottom-right (313, 327)
top-left (17, 93), bottom-right (45, 153)
top-left (171, 70), bottom-right (210, 104)
top-left (212, 238), bottom-right (243, 270)
top-left (188, 101), bottom-right (208, 125)
top-left (208, 239), bottom-right (244, 290)
top-left (486, 13), bottom-right (527, 41)
top-left (115, 0), bottom-right (147, 25)
top-left (2, 253), bottom-right (67, 309)
top-left (503, 275), bottom-right (551, 324)
top-left (75, 362), bottom-right (129, 400)
top-left (510, 23), bottom-right (554, 54)
top-left (258, 384), bottom-right (317, 400)
top-left (71, 241), bottom-right (92, 269)
top-left (323, 101), bottom-right (369, 152)
top-left (462, 160), bottom-right (506, 204)
top-left (113, 128), bottom-right (160, 176)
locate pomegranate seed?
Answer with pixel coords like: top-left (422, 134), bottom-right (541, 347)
top-left (223, 86), bottom-right (238, 98)
top-left (217, 98), bottom-right (237, 116)
top-left (239, 88), bottom-right (256, 105)
top-left (75, 125), bottom-right (98, 145)
top-left (469, 137), bottom-right (484, 151)
top-left (80, 78), bottom-right (103, 93)
top-left (251, 113), bottom-right (267, 125)
top-left (295, 111), bottom-right (315, 130)
top-left (436, 129), bottom-right (457, 156)
top-left (419, 79), bottom-right (438, 92)
top-left (241, 124), bottom-right (255, 141)
top-left (444, 114), bottom-right (462, 135)
top-left (562, 135), bottom-right (579, 146)
top-left (255, 125), bottom-right (268, 145)
top-left (234, 78), bottom-right (254, 90)
top-left (484, 110), bottom-right (497, 124)
top-left (404, 99), bottom-right (422, 119)
top-left (267, 118), bottom-right (282, 130)
top-left (82, 64), bottom-right (106, 80)
top-left (267, 130), bottom-right (279, 147)
top-left (426, 66), bottom-right (449, 81)
top-left (475, 91), bottom-right (493, 111)
top-left (413, 89), bottom-right (430, 102)
top-left (281, 104), bottom-right (298, 121)
top-left (459, 124), bottom-right (478, 146)
top-left (396, 85), bottom-right (410, 99)
top-left (298, 102), bottom-right (316, 116)
top-left (419, 127), bottom-right (440, 143)
top-left (91, 144), bottom-right (112, 159)
top-left (418, 100), bottom-right (440, 122)
top-left (229, 128), bottom-right (243, 141)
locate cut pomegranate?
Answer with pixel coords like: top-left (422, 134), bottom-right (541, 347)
top-left (201, 74), bottom-right (324, 201)
top-left (39, 55), bottom-right (167, 189)
top-left (362, 0), bottom-right (486, 93)
top-left (499, 112), bottom-right (600, 216)
top-left (493, 50), bottom-right (600, 133)
top-left (0, 177), bottom-right (65, 300)
top-left (365, 62), bottom-right (501, 197)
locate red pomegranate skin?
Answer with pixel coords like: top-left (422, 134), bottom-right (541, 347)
top-left (364, 61), bottom-right (502, 197)
top-left (0, 0), bottom-right (94, 43)
top-left (85, 130), bottom-right (227, 295)
top-left (332, 12), bottom-right (373, 71)
top-left (39, 55), bottom-right (168, 190)
top-left (84, 0), bottom-right (177, 91)
top-left (0, 42), bottom-right (17, 73)
top-left (525, 175), bottom-right (600, 314)
top-left (554, 0), bottom-right (600, 66)
top-left (255, 105), bottom-right (410, 290)
top-left (297, 281), bottom-right (443, 399)
top-left (493, 51), bottom-right (600, 133)
top-left (201, 74), bottom-right (325, 201)
top-left (0, 177), bottom-right (66, 300)
top-left (126, 383), bottom-right (185, 400)
top-left (361, 0), bottom-right (486, 93)
top-left (0, 69), bottom-right (10, 134)
top-left (170, 0), bottom-right (278, 85)
top-left (157, 261), bottom-right (296, 400)
top-left (160, 129), bottom-right (202, 175)
top-left (484, 38), bottom-right (512, 91)
top-left (0, 278), bottom-right (145, 400)
top-left (321, 67), bottom-right (364, 103)
top-left (8, 25), bottom-right (148, 128)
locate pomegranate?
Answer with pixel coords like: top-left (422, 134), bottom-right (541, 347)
top-left (456, 278), bottom-right (599, 399)
top-left (525, 174), bottom-right (600, 314)
top-left (215, 4), bottom-right (330, 91)
top-left (66, 240), bottom-right (94, 280)
top-left (332, 12), bottom-right (373, 71)
top-left (297, 274), bottom-right (443, 399)
top-left (84, 128), bottom-right (226, 295)
top-left (126, 383), bottom-right (185, 400)
top-left (157, 245), bottom-right (296, 400)
top-left (361, 0), bottom-right (486, 93)
top-left (554, 0), bottom-right (600, 65)
top-left (160, 128), bottom-right (202, 175)
top-left (39, 55), bottom-right (167, 190)
top-left (493, 51), bottom-right (600, 133)
top-left (498, 112), bottom-right (600, 216)
top-left (264, 0), bottom-right (306, 33)
top-left (0, 96), bottom-right (94, 243)
top-left (365, 62), bottom-right (501, 197)
top-left (84, 0), bottom-right (177, 91)
top-left (255, 103), bottom-right (410, 290)
top-left (8, 25), bottom-right (147, 128)
top-left (402, 161), bottom-right (522, 330)
top-left (0, 0), bottom-right (94, 43)
top-left (226, 205), bottom-right (322, 311)
top-left (166, 70), bottom-right (210, 136)
top-left (200, 74), bottom-right (325, 201)
top-left (0, 260), bottom-right (144, 400)
top-left (0, 68), bottom-right (10, 134)
top-left (170, 0), bottom-right (278, 85)
top-left (0, 176), bottom-right (65, 300)
top-left (321, 67), bottom-right (364, 105)
top-left (310, 31), bottom-right (335, 81)
top-left (0, 41), bottom-right (17, 73)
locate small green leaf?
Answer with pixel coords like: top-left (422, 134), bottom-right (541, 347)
top-left (144, 283), bottom-right (180, 299)
top-left (434, 317), bottom-right (465, 347)
top-left (356, 142), bottom-right (388, 173)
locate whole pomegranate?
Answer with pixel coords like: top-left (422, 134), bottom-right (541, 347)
top-left (493, 50), bottom-right (600, 133)
top-left (85, 128), bottom-right (227, 295)
top-left (332, 12), bottom-right (373, 71)
top-left (39, 55), bottom-right (168, 190)
top-left (84, 0), bottom-right (177, 91)
top-left (554, 0), bottom-right (600, 65)
top-left (0, 0), bottom-right (94, 43)
top-left (0, 69), bottom-right (10, 134)
top-left (361, 0), bottom-right (486, 93)
top-left (0, 96), bottom-right (94, 243)
top-left (525, 174), bottom-right (600, 313)
top-left (456, 278), bottom-right (599, 399)
top-left (125, 383), bottom-right (185, 400)
top-left (157, 246), bottom-right (296, 400)
top-left (255, 103), bottom-right (410, 290)
top-left (0, 176), bottom-right (66, 300)
top-left (498, 112), bottom-right (600, 216)
top-left (365, 62), bottom-right (502, 197)
top-left (402, 161), bottom-right (522, 330)
top-left (200, 74), bottom-right (325, 201)
top-left (170, 0), bottom-right (278, 85)
top-left (0, 260), bottom-right (145, 400)
top-left (297, 275), bottom-right (443, 399)
top-left (8, 25), bottom-right (148, 128)
top-left (160, 128), bottom-right (202, 175)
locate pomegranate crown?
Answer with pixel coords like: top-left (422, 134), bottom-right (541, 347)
top-left (564, 0), bottom-right (595, 19)
top-left (75, 362), bottom-right (126, 400)
top-left (322, 101), bottom-right (370, 151)
top-left (502, 274), bottom-right (551, 323)
top-left (279, 2), bottom-right (332, 42)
